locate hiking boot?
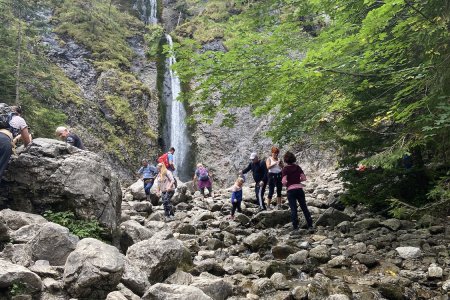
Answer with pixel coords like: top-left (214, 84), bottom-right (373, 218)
top-left (290, 228), bottom-right (300, 236)
top-left (146, 194), bottom-right (151, 201)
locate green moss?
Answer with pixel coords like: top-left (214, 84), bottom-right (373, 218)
top-left (54, 0), bottom-right (144, 69)
top-left (144, 24), bottom-right (164, 59)
top-left (104, 95), bottom-right (137, 130)
top-left (176, 18), bottom-right (224, 43)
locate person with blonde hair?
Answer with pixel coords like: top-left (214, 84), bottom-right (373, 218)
top-left (227, 176), bottom-right (245, 220)
top-left (155, 162), bottom-right (176, 221)
top-left (55, 126), bottom-right (85, 149)
top-left (193, 163), bottom-right (212, 198)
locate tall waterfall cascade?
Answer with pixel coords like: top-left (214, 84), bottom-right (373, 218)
top-left (164, 34), bottom-right (191, 180)
top-left (132, 0), bottom-right (192, 180)
top-left (133, 0), bottom-right (157, 25)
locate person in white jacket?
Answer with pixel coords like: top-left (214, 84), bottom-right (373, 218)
top-left (155, 162), bottom-right (176, 221)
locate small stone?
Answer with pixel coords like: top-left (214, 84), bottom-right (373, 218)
top-left (427, 264), bottom-right (443, 278)
top-left (292, 284), bottom-right (308, 300)
top-left (286, 250), bottom-right (308, 265)
top-left (395, 246), bottom-right (422, 259)
top-left (309, 245), bottom-right (331, 263)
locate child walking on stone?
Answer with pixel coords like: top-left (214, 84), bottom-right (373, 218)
top-left (228, 177), bottom-right (245, 219)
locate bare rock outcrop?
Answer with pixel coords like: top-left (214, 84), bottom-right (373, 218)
top-left (0, 138), bottom-right (122, 236)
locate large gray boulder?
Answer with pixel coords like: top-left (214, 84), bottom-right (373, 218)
top-left (190, 274), bottom-right (233, 300)
top-left (0, 258), bottom-right (42, 295)
top-left (126, 235), bottom-right (185, 284)
top-left (315, 208), bottom-right (352, 227)
top-left (128, 180), bottom-right (147, 200)
top-left (251, 210), bottom-right (291, 228)
top-left (120, 220), bottom-right (155, 252)
top-left (122, 257), bottom-right (150, 296)
top-left (0, 209), bottom-right (47, 231)
top-left (0, 139), bottom-right (122, 236)
top-left (142, 283), bottom-right (212, 300)
top-left (29, 222), bottom-right (79, 266)
top-left (63, 238), bottom-right (125, 298)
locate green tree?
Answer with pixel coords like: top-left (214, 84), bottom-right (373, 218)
top-left (174, 0), bottom-right (450, 215)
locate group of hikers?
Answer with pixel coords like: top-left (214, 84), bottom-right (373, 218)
top-left (0, 105), bottom-right (313, 232)
top-left (0, 105), bottom-right (85, 186)
top-left (137, 146), bottom-right (314, 232)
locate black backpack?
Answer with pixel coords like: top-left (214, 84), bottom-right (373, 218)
top-left (0, 113), bottom-right (12, 130)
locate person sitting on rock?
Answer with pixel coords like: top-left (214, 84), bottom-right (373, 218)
top-left (137, 159), bottom-right (158, 201)
top-left (228, 177), bottom-right (245, 220)
top-left (241, 152), bottom-right (268, 211)
top-left (193, 163), bottom-right (213, 198)
top-left (282, 151), bottom-right (313, 232)
top-left (0, 105), bottom-right (32, 184)
top-left (155, 162), bottom-right (176, 221)
top-left (55, 126), bottom-right (85, 150)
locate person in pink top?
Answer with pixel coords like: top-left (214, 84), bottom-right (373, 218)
top-left (281, 151), bottom-right (313, 231)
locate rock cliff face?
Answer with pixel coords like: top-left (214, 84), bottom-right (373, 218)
top-left (36, 8), bottom-right (160, 182)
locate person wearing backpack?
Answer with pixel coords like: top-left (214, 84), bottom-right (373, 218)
top-left (158, 147), bottom-right (175, 171)
top-left (193, 163), bottom-right (212, 198)
top-left (0, 105), bottom-right (31, 184)
top-left (137, 159), bottom-right (158, 201)
top-left (155, 162), bottom-right (176, 221)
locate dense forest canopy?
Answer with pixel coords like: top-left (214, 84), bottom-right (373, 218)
top-left (173, 0), bottom-right (450, 215)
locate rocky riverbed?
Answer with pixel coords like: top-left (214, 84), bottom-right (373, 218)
top-left (1, 159), bottom-right (449, 299)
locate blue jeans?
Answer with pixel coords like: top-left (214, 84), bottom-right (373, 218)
top-left (162, 191), bottom-right (175, 217)
top-left (143, 178), bottom-right (154, 195)
top-left (287, 189), bottom-right (313, 229)
top-left (0, 134), bottom-right (12, 185)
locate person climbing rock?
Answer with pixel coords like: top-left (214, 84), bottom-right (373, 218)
top-left (0, 106), bottom-right (31, 184)
top-left (193, 163), bottom-right (213, 198)
top-left (137, 159), bottom-right (158, 201)
top-left (55, 126), bottom-right (85, 150)
top-left (228, 176), bottom-right (245, 220)
top-left (266, 146), bottom-right (284, 210)
top-left (155, 162), bottom-right (176, 221)
top-left (241, 152), bottom-right (268, 210)
top-left (282, 151), bottom-right (313, 232)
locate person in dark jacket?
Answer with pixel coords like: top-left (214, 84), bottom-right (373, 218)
top-left (240, 152), bottom-right (268, 210)
top-left (55, 126), bottom-right (85, 150)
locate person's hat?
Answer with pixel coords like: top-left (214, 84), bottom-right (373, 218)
top-left (249, 152), bottom-right (257, 160)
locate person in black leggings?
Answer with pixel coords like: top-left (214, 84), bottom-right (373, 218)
top-left (282, 151), bottom-right (313, 231)
top-left (266, 146), bottom-right (283, 209)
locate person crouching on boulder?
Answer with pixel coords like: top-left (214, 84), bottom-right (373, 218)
top-left (227, 177), bottom-right (245, 220)
top-left (155, 162), bottom-right (176, 221)
top-left (137, 159), bottom-right (158, 201)
top-left (193, 163), bottom-right (213, 198)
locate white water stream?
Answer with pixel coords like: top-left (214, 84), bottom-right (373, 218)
top-left (133, 0), bottom-right (157, 25)
top-left (165, 34), bottom-right (190, 179)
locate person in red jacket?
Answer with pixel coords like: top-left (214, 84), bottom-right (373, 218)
top-left (281, 151), bottom-right (313, 231)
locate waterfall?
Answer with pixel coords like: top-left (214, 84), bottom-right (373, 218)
top-left (133, 0), bottom-right (157, 25)
top-left (164, 34), bottom-right (191, 181)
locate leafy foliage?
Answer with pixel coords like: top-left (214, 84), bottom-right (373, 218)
top-left (173, 0), bottom-right (450, 214)
top-left (43, 210), bottom-right (105, 239)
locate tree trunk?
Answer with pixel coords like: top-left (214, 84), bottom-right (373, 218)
top-left (15, 6), bottom-right (22, 105)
